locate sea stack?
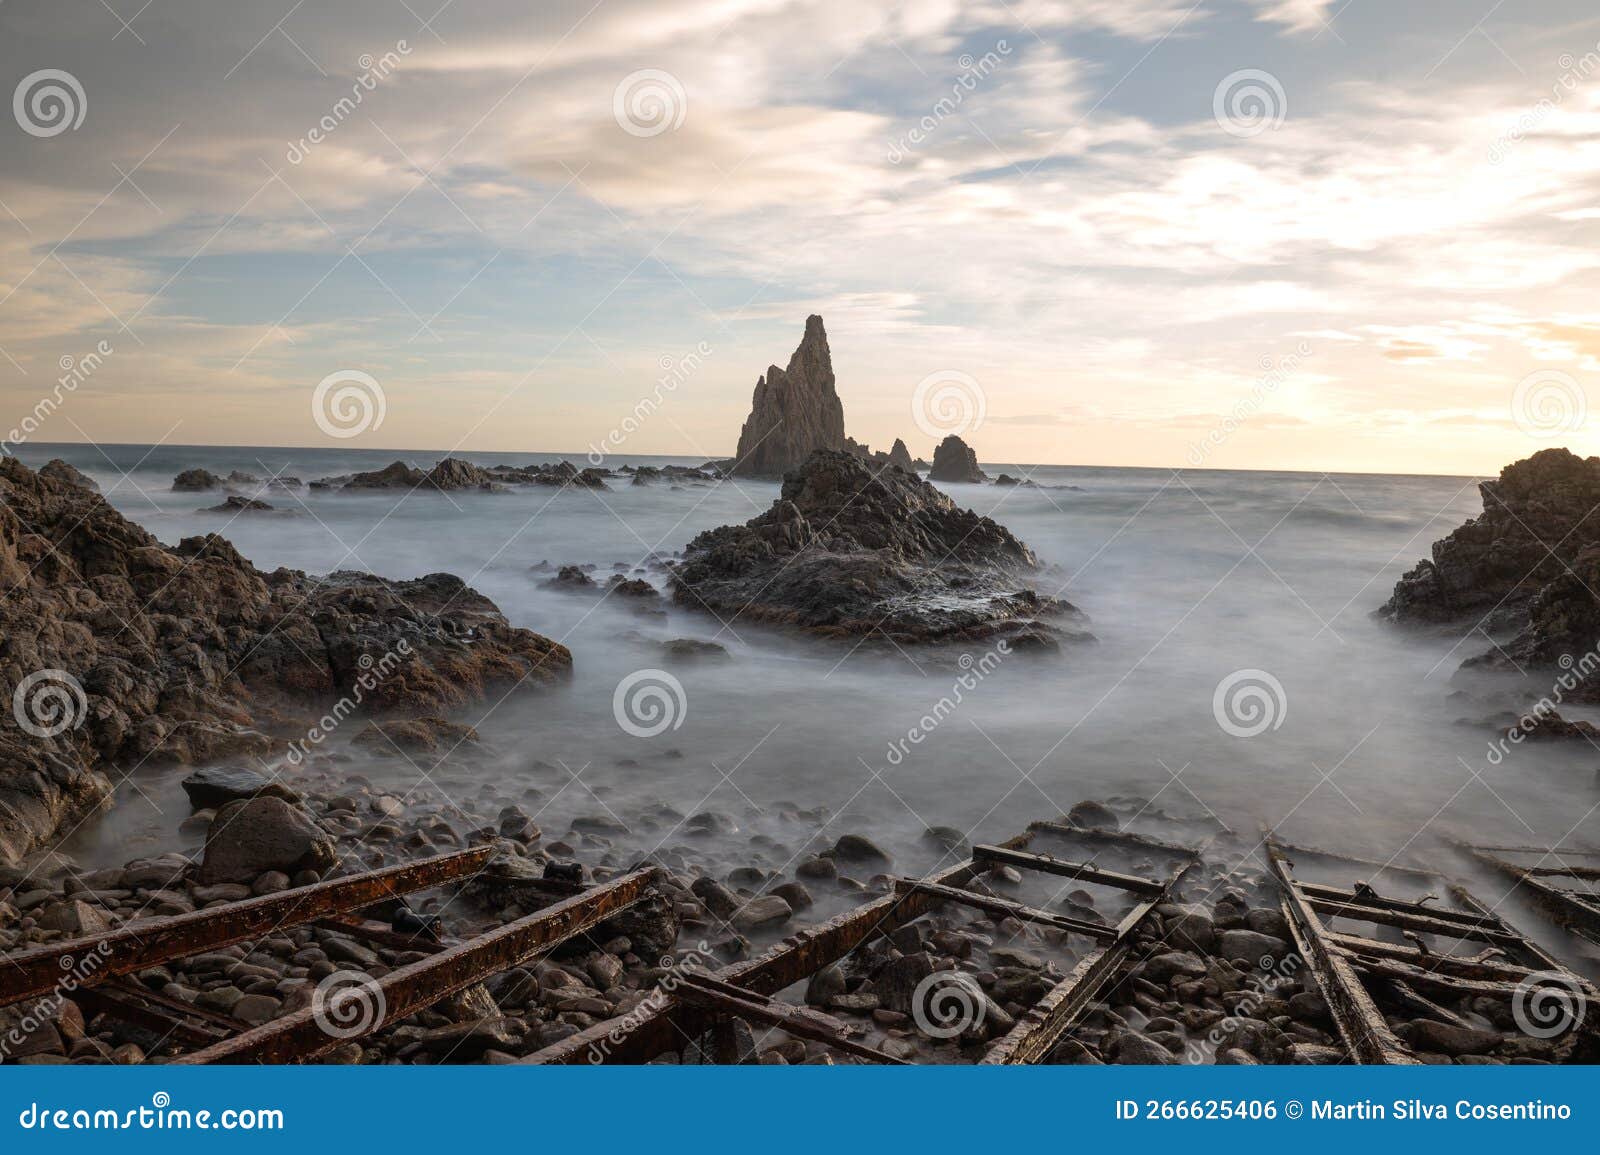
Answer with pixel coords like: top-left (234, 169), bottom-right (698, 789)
top-left (929, 434), bottom-right (986, 483)
top-left (732, 315), bottom-right (846, 476)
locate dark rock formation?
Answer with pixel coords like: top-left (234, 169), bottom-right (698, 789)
top-left (201, 495), bottom-right (275, 513)
top-left (1384, 448), bottom-right (1600, 708)
top-left (887, 438), bottom-right (916, 472)
top-left (929, 435), bottom-right (986, 484)
top-left (732, 316), bottom-right (846, 476)
top-left (172, 468), bottom-right (223, 491)
top-left (1383, 449), bottom-right (1600, 629)
top-left (315, 458), bottom-right (607, 492)
top-left (181, 765), bottom-right (300, 810)
top-left (672, 450), bottom-right (1085, 644)
top-left (39, 460), bottom-right (97, 491)
top-left (0, 457), bottom-right (571, 863)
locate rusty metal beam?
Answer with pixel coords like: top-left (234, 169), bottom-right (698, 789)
top-left (1267, 840), bottom-right (1417, 1065)
top-left (889, 878), bottom-right (1118, 942)
top-left (980, 847), bottom-right (1205, 1065)
top-left (673, 971), bottom-right (907, 1065)
top-left (1458, 845), bottom-right (1600, 943)
top-left (972, 844), bottom-right (1165, 896)
top-left (526, 829), bottom-right (1039, 1065)
top-left (0, 847), bottom-right (492, 1009)
top-left (177, 866), bottom-right (659, 1064)
top-left (74, 978), bottom-right (239, 1049)
top-left (1303, 896), bottom-right (1525, 949)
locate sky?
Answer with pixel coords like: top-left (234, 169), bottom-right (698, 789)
top-left (3, 0), bottom-right (1600, 475)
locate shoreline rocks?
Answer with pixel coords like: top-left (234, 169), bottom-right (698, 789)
top-left (0, 457), bottom-right (572, 863)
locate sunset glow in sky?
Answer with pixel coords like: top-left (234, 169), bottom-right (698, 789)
top-left (3, 1), bottom-right (1600, 474)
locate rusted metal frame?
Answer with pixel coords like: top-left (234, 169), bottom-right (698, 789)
top-left (1303, 896), bottom-right (1526, 950)
top-left (1266, 841), bottom-right (1417, 1065)
top-left (1372, 978), bottom-right (1473, 1028)
top-left (1459, 846), bottom-right (1600, 943)
top-left (1339, 953), bottom-right (1544, 1001)
top-left (1447, 884), bottom-right (1577, 973)
top-left (177, 866), bottom-right (660, 1064)
top-left (1295, 882), bottom-right (1491, 927)
top-left (73, 979), bottom-right (239, 1048)
top-left (1028, 821), bottom-right (1201, 860)
top-left (673, 971), bottom-right (908, 1065)
top-left (980, 847), bottom-right (1205, 1065)
top-left (526, 829), bottom-right (1041, 1065)
top-left (972, 844), bottom-right (1164, 896)
top-left (1325, 931), bottom-right (1553, 985)
top-left (0, 847), bottom-right (492, 1009)
top-left (889, 877), bottom-right (1118, 942)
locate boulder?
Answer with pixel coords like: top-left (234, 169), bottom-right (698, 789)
top-left (201, 495), bottom-right (274, 513)
top-left (198, 796), bottom-right (337, 884)
top-left (180, 766), bottom-right (300, 810)
top-left (172, 468), bottom-right (222, 491)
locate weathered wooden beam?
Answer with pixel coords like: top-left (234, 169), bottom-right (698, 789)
top-left (971, 844), bottom-right (1164, 896)
top-left (890, 877), bottom-right (1118, 942)
top-left (674, 972), bottom-right (906, 1065)
top-left (1325, 932), bottom-right (1556, 985)
top-left (177, 866), bottom-right (659, 1064)
top-left (1267, 837), bottom-right (1438, 882)
top-left (1267, 841), bottom-right (1417, 1065)
top-left (980, 848), bottom-right (1204, 1065)
top-left (526, 829), bottom-right (1039, 1065)
top-left (0, 847), bottom-right (493, 1009)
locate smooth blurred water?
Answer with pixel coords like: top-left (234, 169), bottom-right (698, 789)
top-left (13, 442), bottom-right (1600, 882)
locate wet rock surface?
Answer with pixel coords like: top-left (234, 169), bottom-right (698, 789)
top-left (0, 457), bottom-right (572, 863)
top-left (929, 435), bottom-right (987, 484)
top-left (671, 450), bottom-right (1087, 645)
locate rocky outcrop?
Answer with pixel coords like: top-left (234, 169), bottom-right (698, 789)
top-left (173, 468), bottom-right (223, 491)
top-left (1383, 449), bottom-right (1600, 629)
top-left (929, 435), bottom-right (986, 484)
top-left (201, 496), bottom-right (276, 513)
top-left (1384, 448), bottom-right (1600, 706)
top-left (672, 450), bottom-right (1084, 645)
top-left (316, 459), bottom-right (608, 492)
top-left (0, 457), bottom-right (571, 863)
top-left (887, 438), bottom-right (916, 472)
top-left (732, 316), bottom-right (846, 476)
top-left (39, 460), bottom-right (97, 491)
